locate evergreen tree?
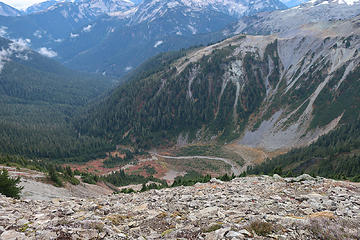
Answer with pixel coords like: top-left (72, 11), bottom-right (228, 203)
top-left (0, 168), bottom-right (23, 199)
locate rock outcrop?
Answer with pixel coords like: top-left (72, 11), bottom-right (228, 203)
top-left (1, 175), bottom-right (360, 239)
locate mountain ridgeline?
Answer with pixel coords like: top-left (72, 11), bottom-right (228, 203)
top-left (76, 16), bottom-right (360, 153)
top-left (0, 0), bottom-right (287, 77)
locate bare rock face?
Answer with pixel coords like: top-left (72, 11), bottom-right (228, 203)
top-left (1, 176), bottom-right (360, 239)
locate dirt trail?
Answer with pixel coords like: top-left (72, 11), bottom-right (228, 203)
top-left (152, 153), bottom-right (242, 176)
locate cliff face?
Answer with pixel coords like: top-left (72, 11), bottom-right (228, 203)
top-left (1, 175), bottom-right (360, 239)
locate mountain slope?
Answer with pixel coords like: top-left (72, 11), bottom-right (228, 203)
top-left (76, 15), bottom-right (360, 152)
top-left (25, 0), bottom-right (71, 14)
top-left (227, 0), bottom-right (360, 36)
top-left (0, 2), bottom-right (22, 16)
top-left (56, 0), bottom-right (286, 76)
top-left (0, 36), bottom-right (114, 161)
top-left (248, 121), bottom-right (360, 179)
top-left (26, 0), bottom-right (134, 15)
top-left (0, 0), bottom-right (134, 51)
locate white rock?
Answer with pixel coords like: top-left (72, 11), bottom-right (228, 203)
top-left (1, 230), bottom-right (28, 240)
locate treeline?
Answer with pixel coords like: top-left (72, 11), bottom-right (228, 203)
top-left (102, 170), bottom-right (165, 187)
top-left (111, 170), bottom-right (236, 194)
top-left (247, 121), bottom-right (360, 181)
top-left (0, 154), bottom-right (80, 187)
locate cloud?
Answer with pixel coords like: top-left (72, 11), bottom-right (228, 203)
top-left (82, 25), bottom-right (92, 32)
top-left (38, 47), bottom-right (57, 58)
top-left (9, 38), bottom-right (30, 52)
top-left (0, 26), bottom-right (8, 37)
top-left (0, 38), bottom-right (31, 73)
top-left (70, 33), bottom-right (79, 38)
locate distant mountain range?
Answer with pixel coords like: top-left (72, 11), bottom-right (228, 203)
top-left (0, 0), bottom-right (288, 76)
top-left (226, 0), bottom-right (360, 36)
top-left (25, 0), bottom-right (73, 14)
top-left (0, 0), bottom-right (359, 77)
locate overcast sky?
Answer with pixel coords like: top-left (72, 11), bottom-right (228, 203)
top-left (2, 0), bottom-right (47, 10)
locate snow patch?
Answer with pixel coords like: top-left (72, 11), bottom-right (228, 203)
top-left (82, 25), bottom-right (93, 32)
top-left (125, 66), bottom-right (133, 71)
top-left (70, 33), bottom-right (80, 38)
top-left (188, 24), bottom-right (197, 34)
top-left (154, 40), bottom-right (163, 48)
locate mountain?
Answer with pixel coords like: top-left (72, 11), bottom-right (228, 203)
top-left (26, 0), bottom-right (134, 15)
top-left (25, 0), bottom-right (71, 14)
top-left (0, 36), bottom-right (114, 161)
top-left (227, 0), bottom-right (360, 36)
top-left (76, 15), bottom-right (360, 152)
top-left (54, 0), bottom-right (287, 76)
top-left (0, 2), bottom-right (22, 16)
top-left (0, 0), bottom-right (134, 51)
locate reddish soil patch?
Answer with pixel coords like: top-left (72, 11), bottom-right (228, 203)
top-left (125, 160), bottom-right (168, 180)
top-left (64, 158), bottom-right (121, 175)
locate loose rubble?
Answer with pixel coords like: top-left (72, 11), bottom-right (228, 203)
top-left (1, 175), bottom-right (360, 239)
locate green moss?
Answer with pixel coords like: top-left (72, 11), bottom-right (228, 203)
top-left (203, 224), bottom-right (222, 233)
top-left (249, 221), bottom-right (273, 236)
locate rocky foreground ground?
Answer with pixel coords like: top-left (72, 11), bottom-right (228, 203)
top-left (1, 175), bottom-right (360, 240)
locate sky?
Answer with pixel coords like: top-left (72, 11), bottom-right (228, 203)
top-left (2, 0), bottom-right (48, 10)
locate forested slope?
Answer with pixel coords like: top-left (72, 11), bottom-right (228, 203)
top-left (0, 37), bottom-right (114, 162)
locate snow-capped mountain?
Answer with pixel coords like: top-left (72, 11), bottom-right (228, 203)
top-left (0, 0), bottom-right (135, 52)
top-left (123, 0), bottom-right (287, 24)
top-left (228, 0), bottom-right (360, 36)
top-left (26, 0), bottom-right (134, 15)
top-left (75, 0), bottom-right (134, 15)
top-left (0, 0), bottom-right (286, 77)
top-left (25, 0), bottom-right (72, 14)
top-left (0, 2), bottom-right (22, 16)
top-left (54, 0), bottom-right (286, 76)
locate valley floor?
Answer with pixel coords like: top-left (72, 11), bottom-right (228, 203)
top-left (1, 175), bottom-right (360, 239)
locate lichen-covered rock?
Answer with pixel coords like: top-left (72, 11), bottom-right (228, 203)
top-left (0, 176), bottom-right (359, 239)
